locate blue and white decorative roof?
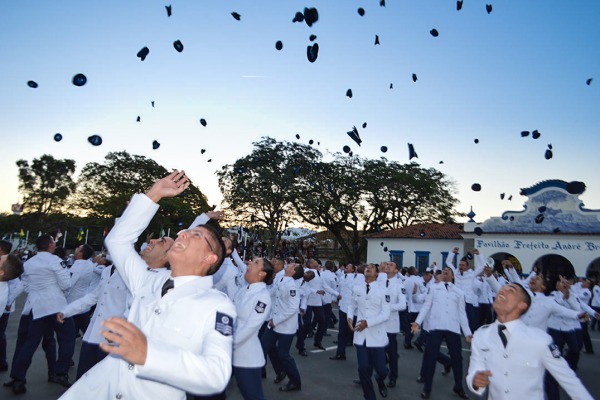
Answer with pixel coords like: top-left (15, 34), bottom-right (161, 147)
top-left (473, 180), bottom-right (600, 234)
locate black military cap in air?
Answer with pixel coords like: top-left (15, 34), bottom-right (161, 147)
top-left (137, 47), bottom-right (150, 61)
top-left (408, 143), bottom-right (418, 159)
top-left (72, 73), bottom-right (87, 86)
top-left (231, 12), bottom-right (241, 20)
top-left (471, 183), bottom-right (481, 192)
top-left (173, 40), bottom-right (184, 52)
top-left (152, 140), bottom-right (160, 150)
top-left (346, 89), bottom-right (353, 98)
top-left (88, 135), bottom-right (102, 146)
top-left (165, 5), bottom-right (172, 17)
top-left (54, 133), bottom-right (62, 142)
top-left (200, 118), bottom-right (207, 127)
top-left (275, 41), bottom-right (283, 50)
top-left (27, 80), bottom-right (38, 88)
top-left (430, 29), bottom-right (439, 37)
top-left (347, 126), bottom-right (362, 146)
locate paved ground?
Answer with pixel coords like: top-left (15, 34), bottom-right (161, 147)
top-left (2, 297), bottom-right (600, 399)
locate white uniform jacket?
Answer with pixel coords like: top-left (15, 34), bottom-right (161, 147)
top-left (384, 277), bottom-right (407, 334)
top-left (446, 250), bottom-right (485, 306)
top-left (348, 280), bottom-right (390, 347)
top-left (66, 258), bottom-right (96, 310)
top-left (232, 282), bottom-right (271, 368)
top-left (415, 282), bottom-right (471, 336)
top-left (467, 319), bottom-right (593, 400)
top-left (22, 251), bottom-right (71, 319)
top-left (321, 269), bottom-right (339, 304)
top-left (305, 270), bottom-right (326, 307)
top-left (272, 276), bottom-right (301, 335)
top-left (591, 285), bottom-right (600, 308)
top-left (0, 282), bottom-right (7, 314)
top-left (61, 266), bottom-right (130, 344)
top-left (3, 278), bottom-right (23, 314)
top-left (60, 193), bottom-right (237, 400)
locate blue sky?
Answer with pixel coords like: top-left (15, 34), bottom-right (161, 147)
top-left (1, 1), bottom-right (599, 223)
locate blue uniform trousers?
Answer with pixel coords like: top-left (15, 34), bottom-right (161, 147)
top-left (421, 330), bottom-right (463, 394)
top-left (261, 328), bottom-right (301, 387)
top-left (233, 366), bottom-right (265, 400)
top-left (355, 342), bottom-right (388, 400)
top-left (76, 341), bottom-right (108, 379)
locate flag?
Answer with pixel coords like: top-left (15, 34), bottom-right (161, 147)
top-left (38, 231), bottom-right (42, 237)
top-left (55, 229), bottom-right (63, 242)
top-left (77, 227), bottom-right (84, 241)
top-left (237, 225), bottom-right (243, 243)
top-left (102, 227), bottom-right (108, 239)
top-left (19, 228), bottom-right (25, 238)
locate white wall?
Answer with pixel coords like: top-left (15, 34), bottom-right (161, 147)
top-left (367, 238), bottom-right (464, 267)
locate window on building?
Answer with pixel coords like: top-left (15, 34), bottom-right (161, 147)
top-left (389, 250), bottom-right (404, 269)
top-left (415, 251), bottom-right (430, 274)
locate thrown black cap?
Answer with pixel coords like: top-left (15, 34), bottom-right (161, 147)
top-left (201, 149), bottom-right (206, 154)
top-left (72, 73), bottom-right (87, 86)
top-left (207, 159), bottom-right (212, 162)
top-left (532, 130), bottom-right (541, 139)
top-left (231, 12), bottom-right (241, 21)
top-left (173, 40), bottom-right (184, 52)
top-left (538, 206), bottom-right (547, 213)
top-left (307, 43), bottom-right (319, 63)
top-left (534, 214), bottom-right (544, 224)
top-left (383, 246), bottom-right (388, 252)
top-left (343, 145), bottom-right (351, 154)
top-left (136, 116), bottom-right (141, 122)
top-left (544, 149), bottom-right (553, 160)
top-left (457, 0), bottom-right (463, 10)
top-left (439, 160), bottom-right (444, 164)
top-left (547, 144), bottom-right (553, 150)
top-left (152, 140), bottom-right (160, 150)
top-left (347, 126), bottom-right (362, 146)
top-left (309, 139), bottom-right (314, 145)
top-left (54, 133), bottom-right (62, 142)
top-left (380, 242), bottom-right (384, 246)
top-left (566, 181), bottom-right (586, 194)
top-left (412, 73), bottom-right (417, 82)
top-left (362, 122), bottom-right (367, 128)
top-left (471, 183), bottom-right (482, 192)
top-left (275, 41), bottom-right (283, 50)
top-left (466, 252), bottom-right (473, 259)
top-left (88, 135), bottom-right (102, 146)
top-left (151, 101), bottom-right (155, 107)
top-left (357, 8), bottom-right (365, 16)
top-left (346, 89), bottom-right (353, 98)
top-left (474, 227), bottom-right (483, 236)
top-left (474, 138), bottom-right (479, 144)
top-left (309, 34), bottom-right (317, 41)
top-left (137, 47), bottom-right (150, 61)
top-left (303, 7), bottom-right (319, 27)
top-left (500, 192), bottom-right (505, 200)
top-left (375, 35), bottom-right (380, 45)
top-left (292, 11), bottom-right (304, 23)
top-left (520, 130), bottom-right (530, 137)
top-left (165, 5), bottom-right (172, 17)
top-left (408, 143), bottom-right (418, 159)
top-left (508, 195), bottom-right (512, 201)
top-left (486, 4), bottom-right (493, 14)
top-left (430, 28), bottom-right (439, 37)
top-left (296, 134), bottom-right (300, 140)
top-left (381, 146), bottom-right (388, 153)
top-left (200, 118), bottom-right (207, 127)
top-left (389, 83), bottom-right (393, 89)
top-left (27, 80), bottom-right (38, 88)
top-left (380, 0), bottom-right (386, 6)
top-left (587, 78), bottom-right (593, 86)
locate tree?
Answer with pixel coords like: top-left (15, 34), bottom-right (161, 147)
top-left (362, 159), bottom-right (459, 229)
top-left (16, 154), bottom-right (77, 222)
top-left (72, 151), bottom-right (211, 234)
top-left (217, 137), bottom-right (321, 256)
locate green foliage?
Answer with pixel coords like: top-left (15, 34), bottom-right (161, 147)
top-left (16, 154), bottom-right (77, 219)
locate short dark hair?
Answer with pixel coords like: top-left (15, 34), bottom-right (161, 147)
top-left (36, 235), bottom-right (54, 252)
top-left (0, 240), bottom-right (12, 255)
top-left (262, 259), bottom-right (275, 285)
top-left (514, 283), bottom-right (532, 315)
top-left (292, 264), bottom-right (304, 280)
top-left (1, 254), bottom-right (24, 281)
top-left (202, 225), bottom-right (226, 276)
top-left (81, 244), bottom-right (94, 260)
top-left (54, 246), bottom-right (67, 260)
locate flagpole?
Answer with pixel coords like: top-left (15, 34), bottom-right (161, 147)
top-left (25, 230), bottom-right (29, 246)
top-left (167, 228), bottom-right (171, 237)
top-left (85, 229), bottom-right (89, 244)
top-left (63, 231), bottom-right (67, 247)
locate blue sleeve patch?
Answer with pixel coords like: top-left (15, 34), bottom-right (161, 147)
top-left (255, 301), bottom-right (267, 313)
top-left (549, 343), bottom-right (561, 358)
top-left (215, 312), bottom-right (234, 336)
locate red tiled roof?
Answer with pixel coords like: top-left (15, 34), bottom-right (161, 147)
top-left (365, 223), bottom-right (464, 239)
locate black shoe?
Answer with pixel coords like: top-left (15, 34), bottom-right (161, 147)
top-left (12, 380), bottom-right (26, 395)
top-left (329, 354), bottom-right (346, 360)
top-left (48, 374), bottom-right (72, 388)
top-left (453, 388), bottom-right (469, 399)
top-left (404, 344), bottom-right (414, 350)
top-left (261, 368), bottom-right (266, 379)
top-left (298, 349), bottom-right (308, 357)
top-left (3, 378), bottom-right (16, 387)
top-left (414, 342), bottom-right (424, 352)
top-left (307, 331), bottom-right (315, 338)
top-left (273, 371), bottom-right (287, 384)
top-left (353, 379), bottom-right (361, 385)
top-left (584, 350), bottom-right (594, 354)
top-left (387, 379), bottom-right (396, 388)
top-left (416, 376), bottom-right (424, 383)
top-left (442, 364), bottom-right (452, 376)
top-left (421, 392), bottom-right (430, 399)
top-left (333, 340), bottom-right (338, 344)
top-left (280, 383), bottom-right (301, 392)
top-left (314, 343), bottom-right (326, 350)
top-left (0, 365), bottom-right (8, 372)
top-left (376, 378), bottom-right (388, 398)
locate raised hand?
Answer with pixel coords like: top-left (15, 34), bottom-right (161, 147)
top-left (146, 170), bottom-right (190, 203)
